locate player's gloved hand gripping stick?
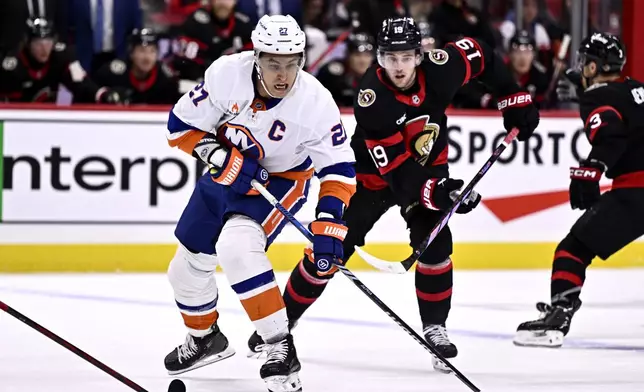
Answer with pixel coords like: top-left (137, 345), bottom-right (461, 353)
top-left (250, 180), bottom-right (481, 392)
top-left (355, 128), bottom-right (519, 274)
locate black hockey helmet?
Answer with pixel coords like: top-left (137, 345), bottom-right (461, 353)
top-left (347, 33), bottom-right (375, 54)
top-left (26, 18), bottom-right (55, 41)
top-left (577, 32), bottom-right (626, 74)
top-left (377, 17), bottom-right (422, 53)
top-left (509, 30), bottom-right (536, 52)
top-left (128, 28), bottom-right (159, 52)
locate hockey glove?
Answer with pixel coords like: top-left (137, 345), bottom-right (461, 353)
top-left (569, 159), bottom-right (605, 210)
top-left (556, 69), bottom-right (583, 103)
top-left (420, 178), bottom-right (481, 214)
top-left (309, 218), bottom-right (347, 276)
top-left (498, 92), bottom-right (540, 141)
top-left (209, 147), bottom-right (269, 195)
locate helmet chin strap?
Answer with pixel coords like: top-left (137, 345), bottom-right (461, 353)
top-left (254, 62), bottom-right (280, 99)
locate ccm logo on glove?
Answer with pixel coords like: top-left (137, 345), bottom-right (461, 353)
top-left (497, 93), bottom-right (532, 111)
top-left (570, 167), bottom-right (601, 180)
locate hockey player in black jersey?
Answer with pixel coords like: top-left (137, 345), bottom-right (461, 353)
top-left (94, 29), bottom-right (180, 105)
top-left (514, 33), bottom-right (644, 348)
top-left (0, 18), bottom-right (119, 104)
top-left (247, 16), bottom-right (540, 370)
top-left (170, 0), bottom-right (253, 82)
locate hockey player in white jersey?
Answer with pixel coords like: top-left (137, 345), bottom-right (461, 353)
top-left (163, 14), bottom-right (356, 392)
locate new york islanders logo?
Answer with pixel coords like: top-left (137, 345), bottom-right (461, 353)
top-left (219, 123), bottom-right (265, 159)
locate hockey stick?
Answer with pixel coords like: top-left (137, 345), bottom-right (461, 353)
top-left (250, 180), bottom-right (481, 392)
top-left (0, 300), bottom-right (148, 392)
top-left (354, 128), bottom-right (519, 274)
top-left (545, 34), bottom-right (571, 103)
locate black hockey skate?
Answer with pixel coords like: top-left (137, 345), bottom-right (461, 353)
top-left (423, 324), bottom-right (458, 373)
top-left (513, 299), bottom-right (582, 348)
top-left (247, 320), bottom-right (298, 358)
top-left (260, 334), bottom-right (302, 392)
top-left (164, 324), bottom-right (236, 375)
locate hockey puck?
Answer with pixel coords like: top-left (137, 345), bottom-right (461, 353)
top-left (168, 379), bottom-right (186, 392)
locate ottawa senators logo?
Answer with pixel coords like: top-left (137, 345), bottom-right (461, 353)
top-left (404, 115), bottom-right (440, 165)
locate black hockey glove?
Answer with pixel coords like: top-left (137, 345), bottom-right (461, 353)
top-left (556, 69), bottom-right (584, 103)
top-left (420, 178), bottom-right (481, 214)
top-left (569, 159), bottom-right (605, 210)
top-left (497, 92), bottom-right (540, 141)
top-left (97, 88), bottom-right (121, 104)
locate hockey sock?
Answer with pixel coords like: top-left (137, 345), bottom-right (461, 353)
top-left (551, 233), bottom-right (594, 304)
top-left (283, 249), bottom-right (334, 323)
top-left (415, 258), bottom-right (453, 326)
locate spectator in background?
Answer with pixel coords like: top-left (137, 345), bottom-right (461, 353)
top-left (316, 33), bottom-right (374, 107)
top-left (170, 0), bottom-right (253, 85)
top-left (453, 30), bottom-right (551, 109)
top-left (0, 0), bottom-right (68, 57)
top-left (94, 28), bottom-right (180, 104)
top-left (66, 0), bottom-right (143, 74)
top-left (428, 0), bottom-right (497, 49)
top-left (499, 0), bottom-right (550, 52)
top-left (235, 0), bottom-right (303, 26)
top-left (347, 0), bottom-right (407, 40)
top-left (0, 18), bottom-right (120, 103)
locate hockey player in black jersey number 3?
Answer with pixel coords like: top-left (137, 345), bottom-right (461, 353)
top-left (514, 33), bottom-right (644, 348)
top-left (248, 17), bottom-right (540, 371)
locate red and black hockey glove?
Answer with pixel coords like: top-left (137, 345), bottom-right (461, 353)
top-left (309, 218), bottom-right (347, 276)
top-left (569, 159), bottom-right (605, 210)
top-left (209, 147), bottom-right (269, 195)
top-left (420, 178), bottom-right (481, 214)
top-left (497, 92), bottom-right (540, 141)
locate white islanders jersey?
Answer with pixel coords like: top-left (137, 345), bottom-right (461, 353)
top-left (167, 51), bottom-right (355, 176)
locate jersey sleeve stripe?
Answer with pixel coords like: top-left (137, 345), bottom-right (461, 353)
top-left (167, 129), bottom-right (206, 154)
top-left (364, 131), bottom-right (404, 148)
top-left (380, 151), bottom-right (412, 175)
top-left (468, 37), bottom-right (485, 78)
top-left (446, 43), bottom-right (471, 85)
top-left (319, 180), bottom-right (356, 207)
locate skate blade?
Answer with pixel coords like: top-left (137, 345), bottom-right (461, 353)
top-left (513, 330), bottom-right (564, 348)
top-left (264, 372), bottom-right (302, 392)
top-left (432, 357), bottom-right (453, 374)
top-left (167, 346), bottom-right (236, 375)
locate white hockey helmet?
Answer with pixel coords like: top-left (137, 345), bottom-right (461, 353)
top-left (251, 14), bottom-right (306, 55)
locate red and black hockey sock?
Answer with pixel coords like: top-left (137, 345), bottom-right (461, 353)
top-left (551, 233), bottom-right (595, 304)
top-left (416, 257), bottom-right (453, 326)
top-left (283, 251), bottom-right (334, 323)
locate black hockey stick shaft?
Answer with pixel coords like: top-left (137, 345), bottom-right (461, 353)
top-left (251, 180), bottom-right (481, 392)
top-left (400, 128), bottom-right (519, 272)
top-left (0, 300), bottom-right (149, 392)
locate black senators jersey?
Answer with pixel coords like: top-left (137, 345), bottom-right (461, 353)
top-left (172, 8), bottom-right (253, 81)
top-left (0, 43), bottom-right (101, 103)
top-left (580, 79), bottom-right (644, 183)
top-left (94, 59), bottom-right (180, 104)
top-left (352, 37), bottom-right (525, 203)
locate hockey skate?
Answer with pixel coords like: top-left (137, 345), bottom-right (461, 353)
top-left (260, 334), bottom-right (302, 392)
top-left (513, 299), bottom-right (582, 348)
top-left (423, 324), bottom-right (458, 373)
top-left (164, 324), bottom-right (236, 375)
top-left (247, 320), bottom-right (298, 358)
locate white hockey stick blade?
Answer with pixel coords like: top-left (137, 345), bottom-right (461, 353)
top-left (353, 245), bottom-right (408, 274)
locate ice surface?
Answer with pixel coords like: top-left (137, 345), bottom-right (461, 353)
top-left (1, 270), bottom-right (643, 392)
